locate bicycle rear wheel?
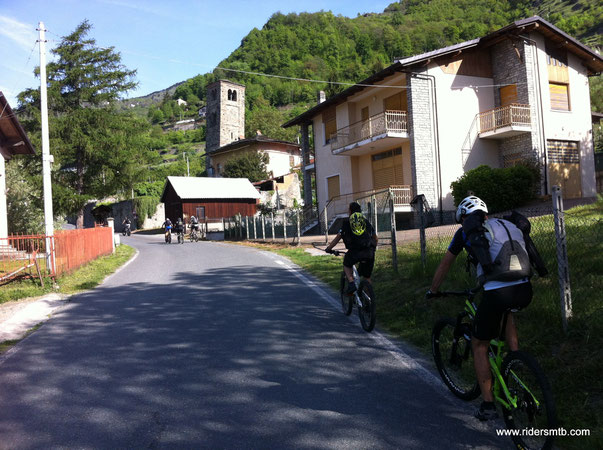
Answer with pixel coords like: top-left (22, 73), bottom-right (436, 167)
top-left (432, 318), bottom-right (480, 400)
top-left (357, 280), bottom-right (376, 332)
top-left (340, 272), bottom-right (352, 316)
top-left (502, 351), bottom-right (557, 450)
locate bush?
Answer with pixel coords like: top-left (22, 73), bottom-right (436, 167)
top-left (451, 164), bottom-right (540, 212)
top-left (133, 196), bottom-right (160, 228)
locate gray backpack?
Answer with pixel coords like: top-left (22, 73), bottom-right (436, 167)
top-left (479, 218), bottom-right (533, 282)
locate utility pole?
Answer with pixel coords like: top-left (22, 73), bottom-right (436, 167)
top-left (183, 152), bottom-right (189, 176)
top-left (38, 22), bottom-right (55, 274)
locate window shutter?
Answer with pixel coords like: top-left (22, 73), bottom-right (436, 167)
top-left (549, 83), bottom-right (570, 111)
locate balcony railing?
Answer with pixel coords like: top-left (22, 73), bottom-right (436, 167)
top-left (478, 104), bottom-right (531, 133)
top-left (330, 110), bottom-right (408, 152)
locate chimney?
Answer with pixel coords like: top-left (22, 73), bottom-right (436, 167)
top-left (317, 90), bottom-right (326, 104)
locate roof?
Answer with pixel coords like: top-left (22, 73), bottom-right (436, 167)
top-left (0, 92), bottom-right (36, 158)
top-left (207, 136), bottom-right (300, 155)
top-left (283, 16), bottom-right (603, 127)
top-left (161, 176), bottom-right (261, 202)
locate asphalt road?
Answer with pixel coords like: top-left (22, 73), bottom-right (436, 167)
top-left (0, 234), bottom-right (510, 449)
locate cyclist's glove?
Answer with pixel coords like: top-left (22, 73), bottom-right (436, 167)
top-left (425, 290), bottom-right (441, 299)
top-left (325, 248), bottom-right (333, 254)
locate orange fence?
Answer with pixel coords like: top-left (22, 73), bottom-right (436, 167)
top-left (0, 226), bottom-right (114, 282)
top-left (54, 227), bottom-right (113, 276)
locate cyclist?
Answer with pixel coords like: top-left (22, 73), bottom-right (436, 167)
top-left (426, 195), bottom-right (533, 421)
top-left (190, 215), bottom-right (199, 231)
top-left (162, 218), bottom-right (173, 241)
top-left (174, 217), bottom-right (185, 239)
top-left (325, 202), bottom-right (378, 294)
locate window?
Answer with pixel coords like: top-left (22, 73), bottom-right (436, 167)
top-left (196, 206), bottom-right (206, 220)
top-left (547, 140), bottom-right (579, 164)
top-left (289, 155), bottom-right (295, 166)
top-left (322, 107), bottom-right (337, 144)
top-left (217, 163), bottom-right (221, 175)
top-left (326, 175), bottom-right (340, 200)
top-left (549, 82), bottom-right (570, 111)
top-left (232, 90), bottom-right (237, 101)
top-left (227, 89), bottom-right (232, 101)
top-left (500, 84), bottom-right (517, 107)
top-left (371, 148), bottom-right (403, 189)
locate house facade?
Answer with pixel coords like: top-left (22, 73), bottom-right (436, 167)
top-left (205, 80), bottom-right (301, 180)
top-left (284, 17), bottom-right (602, 221)
top-left (0, 92), bottom-right (36, 238)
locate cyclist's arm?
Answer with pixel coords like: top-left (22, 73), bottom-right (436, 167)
top-left (429, 250), bottom-right (457, 293)
top-left (325, 233), bottom-right (342, 252)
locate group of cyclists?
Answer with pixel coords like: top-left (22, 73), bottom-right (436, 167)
top-left (326, 195), bottom-right (546, 423)
top-left (162, 215), bottom-right (202, 243)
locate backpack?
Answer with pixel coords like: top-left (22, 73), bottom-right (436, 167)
top-left (343, 214), bottom-right (374, 250)
top-left (480, 218), bottom-right (532, 282)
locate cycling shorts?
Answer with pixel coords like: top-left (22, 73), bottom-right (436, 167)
top-left (472, 281), bottom-right (533, 341)
top-left (165, 226), bottom-right (172, 231)
top-left (343, 248), bottom-right (375, 278)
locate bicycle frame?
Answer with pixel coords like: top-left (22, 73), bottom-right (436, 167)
top-left (448, 292), bottom-right (540, 412)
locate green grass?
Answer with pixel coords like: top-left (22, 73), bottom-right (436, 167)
top-left (0, 244), bottom-right (136, 304)
top-left (269, 198), bottom-right (602, 449)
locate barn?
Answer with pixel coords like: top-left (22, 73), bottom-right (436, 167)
top-left (160, 176), bottom-right (260, 223)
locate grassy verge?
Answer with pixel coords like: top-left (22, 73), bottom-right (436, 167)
top-left (0, 244), bottom-right (136, 304)
top-left (243, 199), bottom-right (602, 449)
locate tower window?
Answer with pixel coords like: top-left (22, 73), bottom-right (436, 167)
top-left (232, 90), bottom-right (237, 101)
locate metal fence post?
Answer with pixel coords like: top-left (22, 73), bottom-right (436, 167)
top-left (251, 215), bottom-right (256, 240)
top-left (271, 212), bottom-right (275, 242)
top-left (262, 215), bottom-right (266, 241)
top-left (245, 216), bottom-right (249, 240)
top-left (296, 209), bottom-right (301, 246)
top-left (283, 209), bottom-right (287, 243)
top-left (323, 205), bottom-right (329, 244)
top-left (371, 194), bottom-right (377, 232)
top-left (236, 214), bottom-right (241, 239)
top-left (419, 195), bottom-right (426, 268)
top-left (552, 186), bottom-right (572, 333)
top-left (222, 218), bottom-right (226, 240)
top-left (389, 193), bottom-right (398, 272)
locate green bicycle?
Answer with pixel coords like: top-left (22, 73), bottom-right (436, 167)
top-left (431, 288), bottom-right (557, 450)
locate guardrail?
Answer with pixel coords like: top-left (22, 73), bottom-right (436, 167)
top-left (330, 110), bottom-right (408, 152)
top-left (478, 103), bottom-right (531, 133)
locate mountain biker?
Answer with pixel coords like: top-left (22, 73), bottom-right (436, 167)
top-left (163, 218), bottom-right (173, 237)
top-left (189, 215), bottom-right (199, 231)
top-left (426, 195), bottom-right (533, 421)
top-left (122, 217), bottom-right (132, 235)
top-left (175, 217), bottom-right (184, 234)
top-left (325, 202), bottom-right (378, 294)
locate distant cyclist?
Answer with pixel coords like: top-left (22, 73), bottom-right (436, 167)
top-left (426, 195), bottom-right (534, 421)
top-left (189, 215), bottom-right (199, 231)
top-left (325, 202), bottom-right (378, 294)
top-left (163, 218), bottom-right (173, 240)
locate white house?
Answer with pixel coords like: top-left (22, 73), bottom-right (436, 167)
top-left (0, 92), bottom-right (36, 238)
top-left (284, 17), bottom-right (603, 222)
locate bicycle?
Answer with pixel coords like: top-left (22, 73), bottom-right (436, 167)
top-left (430, 288), bottom-right (557, 450)
top-left (176, 229), bottom-right (185, 244)
top-left (190, 226), bottom-right (200, 242)
top-left (164, 227), bottom-right (172, 244)
top-left (327, 249), bottom-right (376, 332)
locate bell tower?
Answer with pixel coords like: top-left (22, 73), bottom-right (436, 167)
top-left (205, 80), bottom-right (246, 154)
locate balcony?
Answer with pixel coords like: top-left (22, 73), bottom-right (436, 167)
top-left (330, 110), bottom-right (409, 156)
top-left (478, 104), bottom-right (531, 139)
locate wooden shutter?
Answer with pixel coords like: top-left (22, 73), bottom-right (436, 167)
top-left (384, 93), bottom-right (402, 111)
top-left (372, 149), bottom-right (403, 189)
top-left (549, 83), bottom-right (570, 111)
top-left (322, 107), bottom-right (337, 144)
top-left (361, 107), bottom-right (369, 121)
top-left (500, 85), bottom-right (517, 107)
top-left (327, 175), bottom-right (340, 200)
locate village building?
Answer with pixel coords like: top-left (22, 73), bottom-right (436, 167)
top-left (0, 92), bottom-right (36, 239)
top-left (160, 176), bottom-right (260, 223)
top-left (284, 16), bottom-right (603, 225)
top-left (205, 80), bottom-right (302, 182)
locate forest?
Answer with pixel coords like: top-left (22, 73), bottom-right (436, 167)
top-left (8, 0), bottom-right (602, 232)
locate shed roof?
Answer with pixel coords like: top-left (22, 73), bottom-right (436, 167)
top-left (161, 176), bottom-right (261, 202)
top-left (0, 92), bottom-right (35, 159)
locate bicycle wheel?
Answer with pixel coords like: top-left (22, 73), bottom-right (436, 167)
top-left (340, 272), bottom-right (352, 316)
top-left (357, 280), bottom-right (376, 332)
top-left (502, 351), bottom-right (557, 450)
top-left (432, 318), bottom-right (480, 400)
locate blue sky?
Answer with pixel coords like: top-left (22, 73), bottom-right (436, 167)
top-left (1, 0), bottom-right (392, 106)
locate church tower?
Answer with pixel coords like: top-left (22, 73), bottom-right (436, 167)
top-left (205, 80), bottom-right (246, 154)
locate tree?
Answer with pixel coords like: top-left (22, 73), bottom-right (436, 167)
top-left (222, 152), bottom-right (269, 182)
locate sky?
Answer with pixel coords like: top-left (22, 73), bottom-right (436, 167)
top-left (1, 0), bottom-right (393, 106)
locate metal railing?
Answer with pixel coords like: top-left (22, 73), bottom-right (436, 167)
top-left (0, 235), bottom-right (53, 283)
top-left (478, 103), bottom-right (531, 133)
top-left (330, 110), bottom-right (408, 152)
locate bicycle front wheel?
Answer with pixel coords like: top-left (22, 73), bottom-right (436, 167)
top-left (432, 318), bottom-right (480, 400)
top-left (357, 280), bottom-right (376, 332)
top-left (502, 351), bottom-right (557, 450)
top-left (340, 272), bottom-right (352, 316)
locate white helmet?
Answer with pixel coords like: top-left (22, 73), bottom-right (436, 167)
top-left (455, 196), bottom-right (488, 223)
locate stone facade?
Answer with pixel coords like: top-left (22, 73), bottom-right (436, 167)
top-left (408, 75), bottom-right (438, 210)
top-left (206, 80), bottom-right (246, 154)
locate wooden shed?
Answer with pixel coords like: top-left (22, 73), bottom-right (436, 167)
top-left (160, 176), bottom-right (260, 222)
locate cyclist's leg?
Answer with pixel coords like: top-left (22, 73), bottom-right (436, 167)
top-left (472, 289), bottom-right (504, 404)
top-left (502, 282), bottom-right (533, 351)
top-left (342, 252), bottom-right (357, 284)
top-left (357, 254), bottom-right (375, 284)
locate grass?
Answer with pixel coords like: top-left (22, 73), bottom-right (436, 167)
top-left (242, 198), bottom-right (602, 449)
top-left (0, 244), bottom-right (136, 304)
